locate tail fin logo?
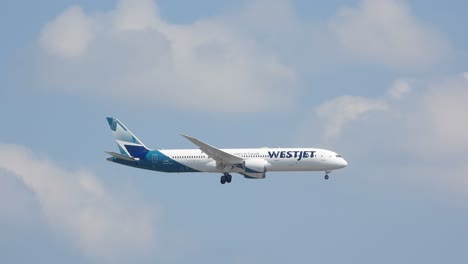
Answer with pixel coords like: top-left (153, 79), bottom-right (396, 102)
top-left (107, 117), bottom-right (119, 132)
top-left (106, 117), bottom-right (149, 158)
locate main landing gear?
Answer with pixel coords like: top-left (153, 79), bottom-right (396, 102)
top-left (220, 173), bottom-right (232, 184)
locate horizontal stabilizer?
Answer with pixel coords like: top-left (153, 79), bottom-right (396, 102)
top-left (106, 151), bottom-right (138, 162)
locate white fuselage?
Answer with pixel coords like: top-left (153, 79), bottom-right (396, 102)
top-left (157, 147), bottom-right (348, 173)
top-left (105, 117), bottom-right (348, 182)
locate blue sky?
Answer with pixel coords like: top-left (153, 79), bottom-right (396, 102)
top-left (1, 0), bottom-right (468, 263)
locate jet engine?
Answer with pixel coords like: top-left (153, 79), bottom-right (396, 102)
top-left (242, 159), bottom-right (267, 179)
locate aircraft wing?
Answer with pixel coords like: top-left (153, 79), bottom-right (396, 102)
top-left (180, 134), bottom-right (244, 165)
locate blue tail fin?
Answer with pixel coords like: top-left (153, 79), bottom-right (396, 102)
top-left (106, 117), bottom-right (150, 159)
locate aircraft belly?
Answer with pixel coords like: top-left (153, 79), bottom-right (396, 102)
top-left (178, 160), bottom-right (218, 173)
top-left (267, 159), bottom-right (326, 172)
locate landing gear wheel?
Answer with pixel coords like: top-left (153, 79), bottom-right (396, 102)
top-left (226, 174), bottom-right (232, 183)
top-left (324, 175), bottom-right (329, 180)
top-left (220, 175), bottom-right (226, 184)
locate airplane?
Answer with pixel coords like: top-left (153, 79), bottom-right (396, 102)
top-left (105, 117), bottom-right (348, 184)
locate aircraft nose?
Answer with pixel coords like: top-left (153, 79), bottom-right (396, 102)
top-left (337, 158), bottom-right (348, 168)
top-left (342, 158), bottom-right (348, 167)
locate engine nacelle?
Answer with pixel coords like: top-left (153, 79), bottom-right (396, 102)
top-left (242, 159), bottom-right (267, 179)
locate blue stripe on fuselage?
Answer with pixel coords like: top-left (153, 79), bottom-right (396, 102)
top-left (145, 150), bottom-right (199, 172)
top-left (110, 149), bottom-right (199, 173)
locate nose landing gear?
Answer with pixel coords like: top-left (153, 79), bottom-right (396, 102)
top-left (324, 170), bottom-right (331, 180)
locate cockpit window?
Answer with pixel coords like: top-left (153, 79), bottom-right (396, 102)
top-left (336, 154), bottom-right (342, 158)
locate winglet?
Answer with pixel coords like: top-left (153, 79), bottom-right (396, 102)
top-left (180, 134), bottom-right (199, 146)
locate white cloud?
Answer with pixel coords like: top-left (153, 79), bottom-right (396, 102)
top-left (316, 95), bottom-right (387, 139)
top-left (235, 0), bottom-right (298, 36)
top-left (40, 6), bottom-right (94, 58)
top-left (305, 74), bottom-right (468, 198)
top-left (36, 0), bottom-right (296, 112)
top-left (388, 79), bottom-right (411, 99)
top-left (34, 0), bottom-right (453, 112)
top-left (314, 74), bottom-right (468, 152)
top-left (463, 72), bottom-right (468, 80)
top-left (417, 77), bottom-right (468, 154)
top-left (0, 144), bottom-right (155, 260)
top-left (329, 0), bottom-right (449, 68)
top-left (112, 0), bottom-right (161, 31)
top-left (0, 170), bottom-right (38, 225)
